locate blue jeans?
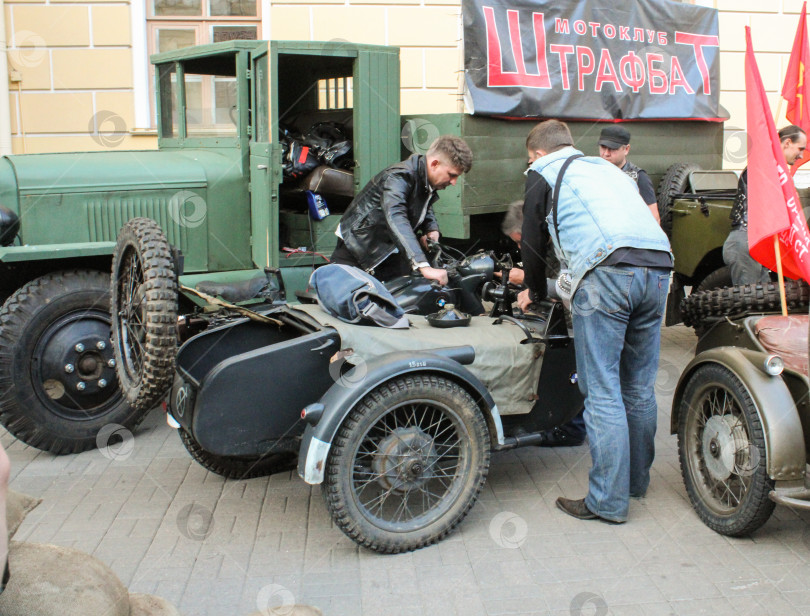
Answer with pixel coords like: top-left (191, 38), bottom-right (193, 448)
top-left (571, 265), bottom-right (669, 522)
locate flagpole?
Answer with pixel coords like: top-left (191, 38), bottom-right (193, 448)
top-left (767, 93), bottom-right (789, 313)
top-left (772, 96), bottom-right (789, 314)
top-left (774, 235), bottom-right (789, 316)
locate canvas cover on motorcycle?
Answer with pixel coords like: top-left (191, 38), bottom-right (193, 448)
top-left (293, 304), bottom-right (545, 415)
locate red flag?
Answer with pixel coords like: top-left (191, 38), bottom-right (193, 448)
top-left (781, 1), bottom-right (810, 173)
top-left (746, 27), bottom-right (810, 282)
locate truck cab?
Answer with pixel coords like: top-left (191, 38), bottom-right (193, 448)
top-left (0, 40), bottom-right (401, 454)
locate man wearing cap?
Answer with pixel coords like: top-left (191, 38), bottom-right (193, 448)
top-left (598, 126), bottom-right (660, 224)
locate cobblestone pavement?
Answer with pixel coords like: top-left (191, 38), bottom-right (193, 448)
top-left (4, 324), bottom-right (810, 616)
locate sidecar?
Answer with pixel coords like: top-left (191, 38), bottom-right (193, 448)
top-left (163, 298), bottom-right (583, 553)
top-left (110, 217), bottom-right (583, 553)
top-left (672, 312), bottom-right (810, 536)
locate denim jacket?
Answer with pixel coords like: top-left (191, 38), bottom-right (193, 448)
top-left (528, 147), bottom-right (671, 295)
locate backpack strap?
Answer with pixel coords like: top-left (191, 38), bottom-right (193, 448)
top-left (551, 154), bottom-right (584, 245)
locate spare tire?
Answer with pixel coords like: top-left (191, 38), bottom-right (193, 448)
top-left (657, 162), bottom-right (701, 236)
top-left (681, 279), bottom-right (810, 329)
top-left (110, 218), bottom-right (178, 412)
top-left (693, 266), bottom-right (733, 293)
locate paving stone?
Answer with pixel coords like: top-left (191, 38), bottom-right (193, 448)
top-left (4, 324), bottom-right (810, 615)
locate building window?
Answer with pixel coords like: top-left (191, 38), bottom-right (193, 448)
top-left (146, 0), bottom-right (260, 128)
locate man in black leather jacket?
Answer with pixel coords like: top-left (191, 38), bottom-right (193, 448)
top-left (330, 135), bottom-right (473, 285)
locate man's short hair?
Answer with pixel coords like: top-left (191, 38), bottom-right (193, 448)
top-left (526, 120), bottom-right (574, 154)
top-left (501, 200), bottom-right (523, 237)
top-left (779, 124), bottom-right (806, 143)
top-left (427, 135), bottom-right (473, 173)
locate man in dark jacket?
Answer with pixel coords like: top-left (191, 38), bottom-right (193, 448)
top-left (330, 136), bottom-right (473, 285)
top-left (517, 120), bottom-right (672, 525)
top-left (723, 124), bottom-right (806, 285)
top-left (598, 125), bottom-right (660, 224)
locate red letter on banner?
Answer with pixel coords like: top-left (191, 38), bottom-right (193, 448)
top-left (620, 51), bottom-right (646, 93)
top-left (484, 7), bottom-right (551, 88)
top-left (675, 31), bottom-right (719, 95)
top-left (595, 48), bottom-right (622, 92)
top-left (550, 44), bottom-right (575, 90)
top-left (576, 46), bottom-right (595, 91)
top-left (647, 53), bottom-right (668, 94)
top-left (669, 56), bottom-right (695, 94)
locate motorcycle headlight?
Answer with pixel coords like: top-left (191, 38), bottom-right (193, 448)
top-left (764, 354), bottom-right (784, 376)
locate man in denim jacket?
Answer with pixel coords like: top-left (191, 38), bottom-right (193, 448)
top-left (517, 120), bottom-right (672, 524)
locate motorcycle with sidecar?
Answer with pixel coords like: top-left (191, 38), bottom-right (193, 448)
top-left (673, 298), bottom-right (810, 536)
top-left (110, 218), bottom-right (584, 553)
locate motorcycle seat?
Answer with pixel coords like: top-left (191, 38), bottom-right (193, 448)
top-left (195, 274), bottom-right (269, 303)
top-left (299, 166), bottom-right (354, 198)
top-left (754, 314), bottom-right (809, 376)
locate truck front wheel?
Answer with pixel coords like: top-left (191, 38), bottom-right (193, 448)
top-left (0, 270), bottom-right (148, 454)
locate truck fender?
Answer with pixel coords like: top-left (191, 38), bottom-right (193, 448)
top-left (670, 347), bottom-right (805, 482)
top-left (297, 346), bottom-right (504, 485)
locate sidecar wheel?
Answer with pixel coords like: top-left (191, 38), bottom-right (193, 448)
top-left (111, 218), bottom-right (178, 412)
top-left (324, 374), bottom-right (490, 553)
top-left (677, 364), bottom-right (775, 536)
top-left (180, 430), bottom-right (297, 479)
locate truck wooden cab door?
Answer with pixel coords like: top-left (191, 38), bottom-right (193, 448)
top-left (248, 41), bottom-right (401, 271)
top-left (249, 44), bottom-right (277, 270)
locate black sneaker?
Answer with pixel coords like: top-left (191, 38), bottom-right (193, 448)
top-left (539, 426), bottom-right (585, 447)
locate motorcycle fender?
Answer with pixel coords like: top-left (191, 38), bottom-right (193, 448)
top-left (670, 347), bottom-right (805, 481)
top-left (297, 348), bottom-right (504, 485)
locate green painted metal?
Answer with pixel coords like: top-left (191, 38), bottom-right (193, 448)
top-left (151, 40), bottom-right (265, 65)
top-left (0, 242), bottom-right (116, 262)
top-left (9, 151), bottom-right (206, 193)
top-left (402, 114), bottom-right (724, 240)
top-left (353, 48), bottom-right (401, 187)
top-left (671, 196), bottom-right (732, 280)
top-left (250, 141), bottom-right (276, 269)
top-left (2, 148), bottom-right (251, 273)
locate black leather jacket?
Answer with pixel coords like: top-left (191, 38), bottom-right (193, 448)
top-left (338, 154), bottom-right (439, 271)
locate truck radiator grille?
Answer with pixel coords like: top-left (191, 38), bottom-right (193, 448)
top-left (86, 197), bottom-right (192, 251)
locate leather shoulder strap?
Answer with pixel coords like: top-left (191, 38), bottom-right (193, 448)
top-left (551, 154), bottom-right (584, 243)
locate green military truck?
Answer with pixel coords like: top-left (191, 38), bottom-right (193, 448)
top-left (656, 165), bottom-right (738, 324)
top-left (0, 40), bottom-right (722, 454)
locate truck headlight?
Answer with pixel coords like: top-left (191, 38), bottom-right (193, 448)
top-left (764, 354), bottom-right (784, 376)
top-left (0, 206), bottom-right (20, 247)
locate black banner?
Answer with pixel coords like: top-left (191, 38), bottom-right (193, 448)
top-left (463, 0), bottom-right (727, 121)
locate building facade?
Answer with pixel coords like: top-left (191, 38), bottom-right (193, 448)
top-left (1, 0), bottom-right (806, 167)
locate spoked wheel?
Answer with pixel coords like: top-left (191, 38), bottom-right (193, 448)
top-left (111, 218), bottom-right (178, 411)
top-left (324, 375), bottom-right (490, 553)
top-left (677, 364), bottom-right (775, 536)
